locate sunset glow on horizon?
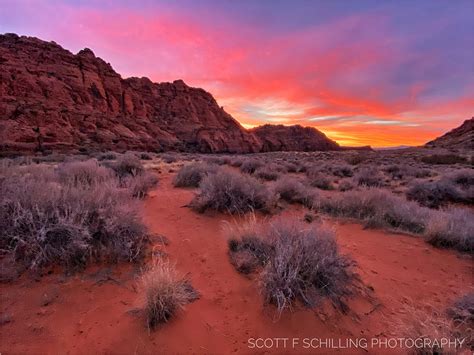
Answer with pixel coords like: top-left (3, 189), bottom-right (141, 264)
top-left (2, 0), bottom-right (473, 147)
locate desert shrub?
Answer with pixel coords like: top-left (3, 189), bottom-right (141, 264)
top-left (254, 165), bottom-right (280, 181)
top-left (273, 176), bottom-right (316, 206)
top-left (240, 159), bottom-right (263, 174)
top-left (262, 220), bottom-right (358, 314)
top-left (3, 156), bottom-right (30, 167)
top-left (0, 163), bottom-right (149, 270)
top-left (228, 219), bottom-right (359, 315)
top-left (141, 262), bottom-right (199, 329)
top-left (306, 166), bottom-right (334, 190)
top-left (345, 154), bottom-right (368, 165)
top-left (448, 292), bottom-right (474, 324)
top-left (448, 169), bottom-right (474, 189)
top-left (308, 172), bottom-right (334, 190)
top-left (173, 163), bottom-right (217, 188)
top-left (331, 164), bottom-right (353, 177)
top-left (0, 254), bottom-right (20, 282)
top-left (425, 208), bottom-right (474, 253)
top-left (317, 189), bottom-right (430, 234)
top-left (57, 159), bottom-right (114, 187)
top-left (316, 189), bottom-right (472, 252)
top-left (229, 157), bottom-right (244, 167)
top-left (228, 236), bottom-right (273, 274)
top-left (295, 163), bottom-right (308, 173)
top-left (384, 164), bottom-right (404, 180)
top-left (406, 179), bottom-right (463, 208)
top-left (338, 180), bottom-right (355, 192)
top-left (97, 152), bottom-right (117, 161)
top-left (304, 213), bottom-right (317, 223)
top-left (204, 155), bottom-right (231, 166)
top-left (113, 153), bottom-right (144, 178)
top-left (354, 167), bottom-right (384, 187)
top-left (161, 153), bottom-right (177, 164)
top-left (412, 167), bottom-right (433, 179)
top-left (190, 168), bottom-right (274, 214)
top-left (284, 162), bottom-right (299, 173)
top-left (139, 152), bottom-right (153, 160)
top-left (421, 154), bottom-right (467, 165)
top-left (448, 293), bottom-right (474, 349)
top-left (124, 172), bottom-right (159, 198)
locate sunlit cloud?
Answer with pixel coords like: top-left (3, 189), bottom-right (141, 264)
top-left (364, 120), bottom-right (420, 127)
top-left (1, 0), bottom-right (472, 147)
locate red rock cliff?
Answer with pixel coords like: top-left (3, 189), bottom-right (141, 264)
top-left (0, 34), bottom-right (261, 153)
top-left (0, 34), bottom-right (345, 154)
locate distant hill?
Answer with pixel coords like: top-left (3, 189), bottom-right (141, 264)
top-left (375, 145), bottom-right (412, 151)
top-left (0, 33), bottom-right (345, 154)
top-left (251, 124), bottom-right (341, 152)
top-left (425, 118), bottom-right (473, 149)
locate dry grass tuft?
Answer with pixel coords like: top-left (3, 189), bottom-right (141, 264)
top-left (391, 303), bottom-right (460, 354)
top-left (141, 261), bottom-right (199, 329)
top-left (226, 217), bottom-right (272, 274)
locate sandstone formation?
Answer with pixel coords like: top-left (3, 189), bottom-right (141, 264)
top-left (0, 34), bottom-right (344, 153)
top-left (251, 124), bottom-right (340, 151)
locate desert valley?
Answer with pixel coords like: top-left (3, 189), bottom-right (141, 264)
top-left (0, 7), bottom-right (473, 355)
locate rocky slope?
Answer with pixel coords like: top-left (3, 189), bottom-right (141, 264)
top-left (251, 124), bottom-right (340, 151)
top-left (0, 34), bottom-right (342, 153)
top-left (425, 118), bottom-right (473, 149)
top-left (0, 34), bottom-right (262, 153)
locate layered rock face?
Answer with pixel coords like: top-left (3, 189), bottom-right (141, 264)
top-left (425, 118), bottom-right (473, 149)
top-left (0, 34), bottom-right (261, 153)
top-left (0, 34), bottom-right (344, 153)
top-left (252, 124), bottom-right (340, 151)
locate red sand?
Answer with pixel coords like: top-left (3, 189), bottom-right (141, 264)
top-left (1, 173), bottom-right (472, 354)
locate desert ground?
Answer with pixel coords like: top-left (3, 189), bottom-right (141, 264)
top-left (0, 148), bottom-right (472, 354)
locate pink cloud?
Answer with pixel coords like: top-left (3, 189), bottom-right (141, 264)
top-left (2, 0), bottom-right (472, 146)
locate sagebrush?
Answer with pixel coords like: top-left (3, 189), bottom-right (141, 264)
top-left (227, 218), bottom-right (360, 315)
top-left (0, 160), bottom-right (155, 270)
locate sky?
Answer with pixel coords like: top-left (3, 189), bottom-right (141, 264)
top-left (1, 0), bottom-right (473, 147)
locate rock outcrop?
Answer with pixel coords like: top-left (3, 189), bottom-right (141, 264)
top-left (251, 124), bottom-right (340, 151)
top-left (0, 34), bottom-right (261, 153)
top-left (0, 34), bottom-right (344, 153)
top-left (425, 118), bottom-right (473, 150)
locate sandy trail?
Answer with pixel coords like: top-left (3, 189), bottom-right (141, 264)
top-left (1, 173), bottom-right (472, 354)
